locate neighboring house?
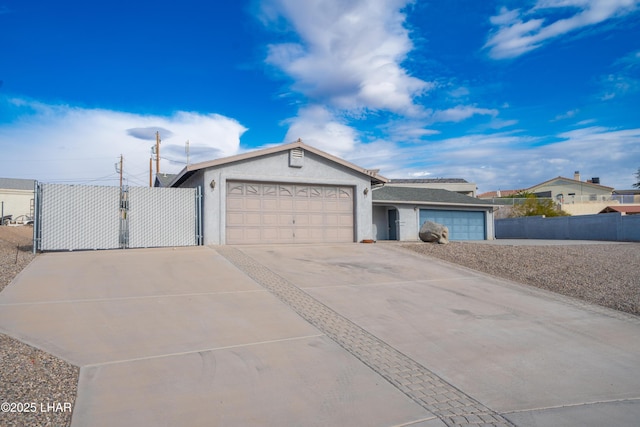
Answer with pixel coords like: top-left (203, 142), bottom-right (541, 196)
top-left (372, 186), bottom-right (496, 241)
top-left (0, 178), bottom-right (35, 220)
top-left (528, 172), bottom-right (613, 203)
top-left (154, 173), bottom-right (177, 188)
top-left (170, 140), bottom-right (387, 245)
top-left (481, 171), bottom-right (617, 216)
top-left (599, 206), bottom-right (640, 215)
top-left (386, 178), bottom-right (477, 197)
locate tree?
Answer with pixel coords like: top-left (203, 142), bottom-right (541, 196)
top-left (508, 195), bottom-right (570, 218)
top-left (633, 167), bottom-right (640, 189)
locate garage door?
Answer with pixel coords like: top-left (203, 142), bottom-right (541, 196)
top-left (226, 181), bottom-right (354, 244)
top-left (419, 209), bottom-right (485, 240)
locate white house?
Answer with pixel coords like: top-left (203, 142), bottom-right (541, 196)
top-left (170, 140), bottom-right (387, 245)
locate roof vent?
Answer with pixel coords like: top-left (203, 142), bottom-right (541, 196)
top-left (289, 148), bottom-right (304, 168)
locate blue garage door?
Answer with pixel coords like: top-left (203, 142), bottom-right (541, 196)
top-left (419, 210), bottom-right (485, 241)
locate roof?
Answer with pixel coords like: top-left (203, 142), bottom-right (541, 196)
top-left (599, 205), bottom-right (640, 214)
top-left (388, 178), bottom-right (468, 184)
top-left (477, 189), bottom-right (523, 198)
top-left (613, 189), bottom-right (640, 195)
top-left (154, 173), bottom-right (177, 187)
top-left (528, 176), bottom-right (613, 192)
top-left (372, 186), bottom-right (496, 208)
top-left (170, 140), bottom-right (388, 187)
top-left (0, 177), bottom-right (36, 191)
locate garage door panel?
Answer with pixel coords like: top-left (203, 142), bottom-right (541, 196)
top-left (245, 213), bottom-right (262, 225)
top-left (278, 199), bottom-right (294, 210)
top-left (262, 199), bottom-right (278, 211)
top-left (262, 214), bottom-right (279, 225)
top-left (226, 181), bottom-right (354, 244)
top-left (245, 199), bottom-right (261, 210)
top-left (338, 214), bottom-right (353, 226)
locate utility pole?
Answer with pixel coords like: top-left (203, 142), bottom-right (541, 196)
top-left (185, 140), bottom-right (190, 165)
top-left (115, 155), bottom-right (123, 189)
top-left (149, 155), bottom-right (153, 187)
top-left (155, 131), bottom-right (161, 175)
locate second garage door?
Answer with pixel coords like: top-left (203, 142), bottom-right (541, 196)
top-left (226, 181), bottom-right (354, 244)
top-left (419, 209), bottom-right (486, 240)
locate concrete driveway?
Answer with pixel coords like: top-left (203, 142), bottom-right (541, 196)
top-left (1, 244), bottom-right (639, 426)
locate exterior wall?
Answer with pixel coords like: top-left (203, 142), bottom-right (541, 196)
top-left (496, 212), bottom-right (640, 242)
top-left (372, 203), bottom-right (495, 241)
top-left (180, 151), bottom-right (373, 245)
top-left (0, 189), bottom-right (34, 218)
top-left (561, 201), bottom-right (614, 216)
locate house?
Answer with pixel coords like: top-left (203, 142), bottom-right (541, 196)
top-left (481, 171), bottom-right (616, 216)
top-left (599, 206), bottom-right (640, 215)
top-left (386, 178), bottom-right (477, 197)
top-left (0, 178), bottom-right (35, 221)
top-left (372, 186), bottom-right (497, 241)
top-left (169, 140), bottom-right (387, 245)
top-left (528, 172), bottom-right (613, 203)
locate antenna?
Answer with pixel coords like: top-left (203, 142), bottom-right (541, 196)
top-left (155, 131), bottom-right (161, 174)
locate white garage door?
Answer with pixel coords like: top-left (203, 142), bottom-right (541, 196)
top-left (226, 181), bottom-right (354, 244)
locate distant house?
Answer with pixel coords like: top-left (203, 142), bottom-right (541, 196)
top-left (480, 171), bottom-right (617, 216)
top-left (599, 206), bottom-right (640, 215)
top-left (387, 178), bottom-right (477, 197)
top-left (0, 178), bottom-right (35, 220)
top-left (154, 173), bottom-right (177, 188)
top-left (527, 172), bottom-right (613, 203)
top-left (372, 186), bottom-right (496, 241)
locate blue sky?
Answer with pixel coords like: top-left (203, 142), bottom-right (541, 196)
top-left (1, 0), bottom-right (639, 192)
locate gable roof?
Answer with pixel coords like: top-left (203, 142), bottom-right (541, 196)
top-left (528, 176), bottom-right (613, 192)
top-left (599, 205), bottom-right (640, 215)
top-left (0, 177), bottom-right (36, 191)
top-left (372, 186), bottom-right (496, 208)
top-left (170, 140), bottom-right (388, 187)
top-left (154, 173), bottom-right (177, 187)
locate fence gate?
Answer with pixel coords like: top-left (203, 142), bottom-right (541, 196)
top-left (34, 183), bottom-right (202, 252)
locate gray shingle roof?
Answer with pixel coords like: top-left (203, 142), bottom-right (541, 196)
top-left (388, 178), bottom-right (468, 184)
top-left (372, 186), bottom-right (494, 206)
top-left (155, 173), bottom-right (177, 187)
top-left (0, 178), bottom-right (36, 191)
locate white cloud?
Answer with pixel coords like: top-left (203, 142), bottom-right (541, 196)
top-left (485, 0), bottom-right (640, 59)
top-left (262, 0), bottom-right (431, 115)
top-left (0, 97), bottom-right (247, 185)
top-left (431, 106), bottom-right (499, 123)
top-left (281, 105), bottom-right (358, 157)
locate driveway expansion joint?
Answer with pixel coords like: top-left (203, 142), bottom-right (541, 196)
top-left (217, 246), bottom-right (514, 427)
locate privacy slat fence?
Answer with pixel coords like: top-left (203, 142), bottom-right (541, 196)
top-left (34, 183), bottom-right (202, 252)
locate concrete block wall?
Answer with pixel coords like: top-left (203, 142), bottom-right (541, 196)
top-left (496, 212), bottom-right (640, 242)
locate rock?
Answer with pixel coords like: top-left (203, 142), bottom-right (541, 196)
top-left (419, 221), bottom-right (449, 244)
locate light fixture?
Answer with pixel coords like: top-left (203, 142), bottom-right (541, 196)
top-left (210, 180), bottom-right (216, 189)
top-left (363, 188), bottom-right (369, 195)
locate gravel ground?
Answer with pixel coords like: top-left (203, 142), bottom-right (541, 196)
top-left (0, 226), bottom-right (78, 427)
top-left (401, 241), bottom-right (640, 316)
